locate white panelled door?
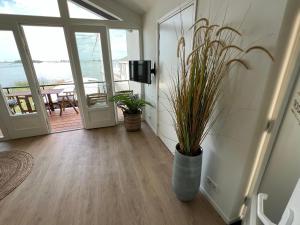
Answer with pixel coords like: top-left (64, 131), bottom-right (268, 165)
top-left (157, 2), bottom-right (195, 154)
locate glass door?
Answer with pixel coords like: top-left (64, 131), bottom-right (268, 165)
top-left (109, 29), bottom-right (141, 122)
top-left (69, 26), bottom-right (116, 129)
top-left (0, 26), bottom-right (48, 140)
top-left (22, 25), bottom-right (83, 133)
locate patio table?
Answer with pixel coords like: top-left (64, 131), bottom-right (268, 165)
top-left (6, 88), bottom-right (64, 113)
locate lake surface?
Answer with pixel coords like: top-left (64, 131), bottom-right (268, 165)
top-left (0, 61), bottom-right (105, 87)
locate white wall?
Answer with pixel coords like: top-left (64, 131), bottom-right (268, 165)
top-left (92, 0), bottom-right (142, 28)
top-left (143, 0), bottom-right (288, 222)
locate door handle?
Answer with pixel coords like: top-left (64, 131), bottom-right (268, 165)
top-left (257, 193), bottom-right (294, 225)
top-left (258, 193), bottom-right (276, 225)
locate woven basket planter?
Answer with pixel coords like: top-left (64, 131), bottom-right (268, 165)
top-left (124, 112), bottom-right (142, 131)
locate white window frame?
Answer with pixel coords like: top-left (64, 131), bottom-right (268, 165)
top-left (0, 0), bottom-right (143, 138)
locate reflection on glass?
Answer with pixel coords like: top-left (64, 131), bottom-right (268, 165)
top-left (23, 26), bottom-right (80, 116)
top-left (0, 0), bottom-right (60, 17)
top-left (109, 29), bottom-right (140, 92)
top-left (23, 26), bottom-right (74, 84)
top-left (109, 29), bottom-right (141, 121)
top-left (0, 31), bottom-right (36, 115)
top-left (75, 32), bottom-right (107, 107)
top-left (67, 0), bottom-right (106, 20)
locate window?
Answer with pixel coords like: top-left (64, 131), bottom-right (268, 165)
top-left (109, 29), bottom-right (141, 121)
top-left (75, 32), bottom-right (107, 107)
top-left (109, 29), bottom-right (140, 93)
top-left (22, 26), bottom-right (73, 86)
top-left (0, 0), bottom-right (119, 20)
top-left (0, 128), bottom-right (3, 138)
top-left (67, 0), bottom-right (118, 20)
top-left (0, 0), bottom-right (60, 17)
top-left (0, 30), bottom-right (37, 115)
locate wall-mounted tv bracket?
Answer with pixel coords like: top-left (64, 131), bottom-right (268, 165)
top-left (151, 63), bottom-right (156, 76)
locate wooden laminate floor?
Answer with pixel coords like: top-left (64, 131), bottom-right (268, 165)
top-left (0, 123), bottom-right (225, 225)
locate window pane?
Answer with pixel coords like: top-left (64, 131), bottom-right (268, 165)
top-left (75, 32), bottom-right (107, 108)
top-left (67, 0), bottom-right (106, 20)
top-left (109, 29), bottom-right (141, 121)
top-left (0, 0), bottom-right (60, 17)
top-left (0, 31), bottom-right (36, 115)
top-left (0, 128), bottom-right (3, 138)
top-left (23, 26), bottom-right (78, 116)
top-left (23, 26), bottom-right (73, 85)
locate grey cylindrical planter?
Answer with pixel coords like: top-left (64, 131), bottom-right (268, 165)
top-left (172, 145), bottom-right (203, 201)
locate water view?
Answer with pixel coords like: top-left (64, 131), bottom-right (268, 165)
top-left (0, 60), bottom-right (107, 87)
top-left (0, 28), bottom-right (139, 96)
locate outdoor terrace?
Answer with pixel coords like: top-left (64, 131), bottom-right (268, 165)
top-left (2, 80), bottom-right (134, 132)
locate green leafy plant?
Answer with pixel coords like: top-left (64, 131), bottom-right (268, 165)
top-left (110, 94), bottom-right (152, 114)
top-left (170, 17), bottom-right (274, 156)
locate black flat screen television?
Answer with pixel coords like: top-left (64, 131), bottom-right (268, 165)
top-left (129, 60), bottom-right (151, 84)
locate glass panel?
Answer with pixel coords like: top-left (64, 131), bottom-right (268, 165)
top-left (75, 32), bottom-right (107, 108)
top-left (0, 30), bottom-right (36, 115)
top-left (23, 26), bottom-right (82, 127)
top-left (109, 29), bottom-right (141, 121)
top-left (0, 128), bottom-right (3, 138)
top-left (0, 0), bottom-right (60, 17)
top-left (67, 0), bottom-right (106, 20)
top-left (23, 26), bottom-right (73, 85)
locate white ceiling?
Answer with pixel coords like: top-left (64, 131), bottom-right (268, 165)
top-left (111, 0), bottom-right (155, 15)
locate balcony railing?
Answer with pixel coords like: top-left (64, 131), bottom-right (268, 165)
top-left (1, 80), bottom-right (131, 95)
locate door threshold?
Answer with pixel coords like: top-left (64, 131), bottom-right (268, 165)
top-left (50, 127), bottom-right (84, 134)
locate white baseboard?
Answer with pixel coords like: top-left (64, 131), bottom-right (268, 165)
top-left (144, 118), bottom-right (157, 135)
top-left (200, 186), bottom-right (240, 224)
top-left (144, 116), bottom-right (240, 224)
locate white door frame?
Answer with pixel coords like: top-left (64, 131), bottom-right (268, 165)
top-left (0, 24), bottom-right (50, 140)
top-left (156, 0), bottom-right (197, 135)
top-left (243, 13), bottom-right (300, 224)
top-left (0, 0), bottom-right (143, 139)
top-left (68, 25), bottom-right (116, 129)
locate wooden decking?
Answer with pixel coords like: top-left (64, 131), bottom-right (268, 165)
top-left (48, 107), bottom-right (83, 133)
top-left (48, 107), bottom-right (123, 133)
top-left (0, 124), bottom-right (225, 225)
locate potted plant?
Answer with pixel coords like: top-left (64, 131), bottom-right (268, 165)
top-left (170, 18), bottom-right (274, 201)
top-left (110, 93), bottom-right (152, 131)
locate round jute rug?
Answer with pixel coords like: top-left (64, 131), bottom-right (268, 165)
top-left (0, 151), bottom-right (33, 200)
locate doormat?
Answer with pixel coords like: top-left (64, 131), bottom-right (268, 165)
top-left (0, 151), bottom-right (33, 200)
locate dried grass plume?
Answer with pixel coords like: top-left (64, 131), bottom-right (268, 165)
top-left (170, 17), bottom-right (274, 155)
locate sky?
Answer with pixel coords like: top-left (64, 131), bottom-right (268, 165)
top-left (0, 0), bottom-right (60, 17)
top-left (0, 28), bottom-right (128, 62)
top-left (0, 0), bottom-right (129, 62)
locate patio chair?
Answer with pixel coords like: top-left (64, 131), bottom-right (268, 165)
top-left (16, 96), bottom-right (35, 114)
top-left (43, 95), bottom-right (52, 114)
top-left (53, 91), bottom-right (78, 116)
top-left (7, 98), bottom-right (18, 114)
top-left (115, 90), bottom-right (133, 96)
top-left (86, 93), bottom-right (107, 106)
